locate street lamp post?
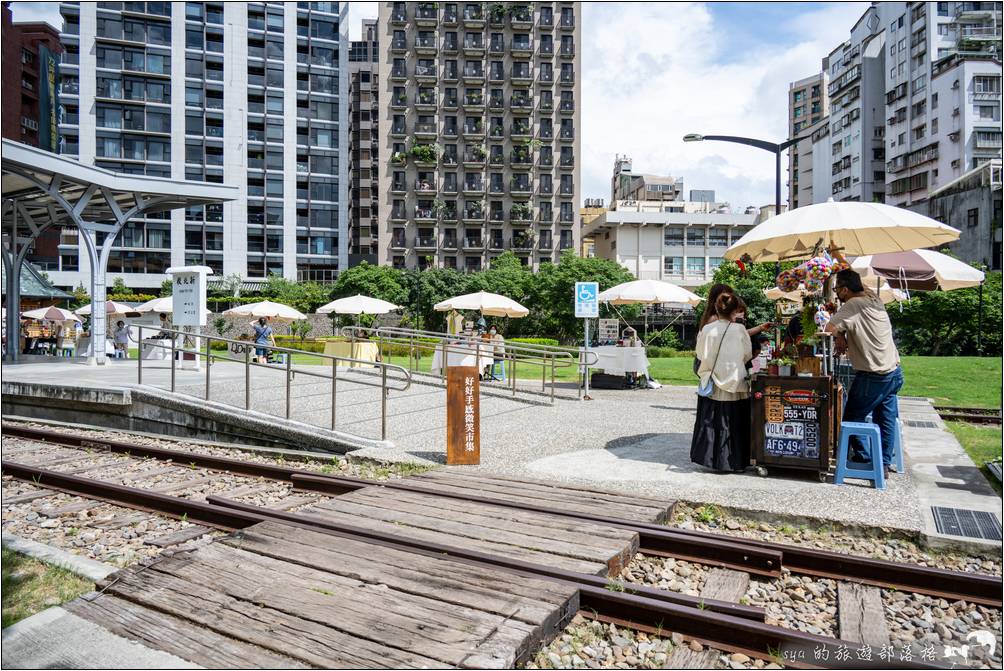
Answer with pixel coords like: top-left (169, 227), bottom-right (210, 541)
top-left (683, 133), bottom-right (802, 219)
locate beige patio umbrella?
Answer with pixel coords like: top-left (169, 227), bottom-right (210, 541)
top-left (222, 300), bottom-right (306, 321)
top-left (725, 200), bottom-right (961, 262)
top-left (317, 295), bottom-right (402, 315)
top-left (133, 295), bottom-right (213, 316)
top-left (434, 291), bottom-right (529, 318)
top-left (75, 300), bottom-right (138, 316)
top-left (21, 305), bottom-right (81, 322)
top-left (598, 279), bottom-right (701, 306)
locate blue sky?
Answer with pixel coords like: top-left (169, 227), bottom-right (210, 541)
top-left (10, 1), bottom-right (868, 210)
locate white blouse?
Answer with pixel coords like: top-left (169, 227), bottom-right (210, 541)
top-left (695, 319), bottom-right (753, 401)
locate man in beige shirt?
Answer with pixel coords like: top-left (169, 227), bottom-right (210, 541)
top-left (824, 269), bottom-right (903, 471)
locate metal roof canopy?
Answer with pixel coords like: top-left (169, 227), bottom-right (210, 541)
top-left (2, 139), bottom-right (237, 364)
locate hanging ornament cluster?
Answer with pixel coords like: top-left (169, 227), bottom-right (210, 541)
top-left (777, 270), bottom-right (801, 292)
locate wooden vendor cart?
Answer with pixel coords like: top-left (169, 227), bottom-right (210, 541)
top-left (750, 373), bottom-right (843, 481)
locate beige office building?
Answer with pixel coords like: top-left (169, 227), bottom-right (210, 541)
top-left (787, 68), bottom-right (829, 209)
top-left (376, 2), bottom-right (581, 271)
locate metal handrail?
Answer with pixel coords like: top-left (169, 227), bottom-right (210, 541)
top-left (136, 326), bottom-right (411, 441)
top-left (339, 325), bottom-right (598, 403)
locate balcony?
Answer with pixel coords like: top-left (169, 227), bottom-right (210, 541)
top-left (559, 100), bottom-right (574, 114)
top-left (464, 236), bottom-right (485, 250)
top-left (464, 148), bottom-right (487, 165)
top-left (511, 39), bottom-right (533, 56)
top-left (538, 128), bottom-right (554, 141)
top-left (415, 64), bottom-right (437, 82)
top-left (558, 238), bottom-right (574, 250)
top-left (510, 152), bottom-right (534, 169)
top-left (538, 237), bottom-right (554, 250)
top-left (539, 154), bottom-right (554, 168)
top-left (538, 69), bottom-right (554, 84)
top-left (442, 208), bottom-right (459, 223)
top-left (442, 236), bottom-right (459, 250)
top-left (559, 44), bottom-right (575, 58)
top-left (463, 121), bottom-right (485, 137)
top-left (443, 66), bottom-right (459, 82)
top-left (390, 37), bottom-right (407, 52)
top-left (390, 66), bottom-right (407, 81)
top-left (463, 93), bottom-right (485, 109)
top-left (391, 93), bottom-right (408, 109)
top-left (390, 234), bottom-right (407, 249)
top-left (390, 8), bottom-right (407, 24)
top-left (443, 94), bottom-right (459, 110)
top-left (415, 35), bottom-right (437, 54)
top-left (416, 4), bottom-right (438, 25)
top-left (540, 42), bottom-right (554, 56)
top-left (560, 12), bottom-right (575, 29)
top-left (489, 236), bottom-right (505, 251)
top-left (559, 128), bottom-right (575, 142)
top-left (442, 178), bottom-right (459, 193)
top-left (509, 207), bottom-right (533, 225)
top-left (512, 236), bottom-right (534, 251)
top-left (414, 122), bottom-right (437, 138)
top-left (560, 70), bottom-right (575, 86)
top-left (416, 93), bottom-right (437, 110)
top-left (538, 213), bottom-right (553, 224)
top-left (443, 124), bottom-right (459, 138)
top-left (463, 67), bottom-right (485, 82)
top-left (489, 181), bottom-right (505, 195)
top-left (443, 36), bottom-right (459, 53)
top-left (463, 180), bottom-right (485, 195)
top-left (538, 100), bottom-right (555, 114)
top-left (539, 182), bottom-right (553, 195)
top-left (511, 180), bottom-right (533, 195)
top-left (559, 155), bottom-right (575, 170)
top-left (489, 153), bottom-right (504, 167)
top-left (488, 95), bottom-right (504, 110)
top-left (510, 95), bottom-right (533, 114)
top-left (511, 68), bottom-right (533, 83)
top-left (390, 123), bottom-right (407, 137)
top-left (463, 208), bottom-right (485, 222)
top-left (463, 6), bottom-right (485, 27)
top-left (415, 235), bottom-right (437, 250)
top-left (390, 208), bottom-right (407, 222)
top-left (464, 37), bottom-right (485, 54)
top-left (415, 207), bottom-right (436, 221)
top-left (489, 39), bottom-right (504, 54)
top-left (415, 179), bottom-right (437, 194)
top-left (444, 7), bottom-right (458, 24)
top-left (511, 124), bottom-right (532, 140)
top-left (558, 214), bottom-right (575, 226)
top-left (559, 185), bottom-right (574, 196)
top-left (390, 179), bottom-right (407, 194)
top-left (510, 6), bottom-right (533, 27)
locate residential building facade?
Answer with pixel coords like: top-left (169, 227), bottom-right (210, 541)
top-left (585, 207), bottom-right (758, 289)
top-left (376, 1), bottom-right (581, 272)
top-left (348, 18), bottom-right (379, 265)
top-left (53, 1), bottom-right (349, 290)
top-left (787, 68), bottom-right (829, 209)
top-left (578, 197), bottom-right (605, 258)
top-left (611, 155), bottom-right (684, 203)
top-left (883, 1), bottom-right (1002, 207)
top-left (825, 4), bottom-right (889, 203)
top-left (925, 158), bottom-right (1002, 270)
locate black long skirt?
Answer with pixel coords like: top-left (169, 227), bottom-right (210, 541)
top-left (690, 395), bottom-right (751, 472)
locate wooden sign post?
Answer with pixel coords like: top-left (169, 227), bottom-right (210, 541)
top-left (446, 365), bottom-right (480, 465)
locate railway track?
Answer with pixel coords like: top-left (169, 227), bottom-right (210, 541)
top-left (935, 406), bottom-right (1003, 425)
top-left (3, 423), bottom-right (1000, 669)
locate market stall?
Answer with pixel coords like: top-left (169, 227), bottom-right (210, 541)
top-left (726, 200), bottom-right (961, 479)
top-left (432, 291), bottom-right (527, 378)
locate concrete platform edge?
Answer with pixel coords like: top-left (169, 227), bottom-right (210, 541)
top-left (1, 531), bottom-right (118, 582)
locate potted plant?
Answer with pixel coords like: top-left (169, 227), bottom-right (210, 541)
top-left (391, 151), bottom-right (407, 166)
top-left (767, 358), bottom-right (781, 376)
top-left (777, 357), bottom-right (796, 376)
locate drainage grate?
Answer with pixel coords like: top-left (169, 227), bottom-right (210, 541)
top-left (904, 419), bottom-right (938, 429)
top-left (932, 506), bottom-right (1003, 541)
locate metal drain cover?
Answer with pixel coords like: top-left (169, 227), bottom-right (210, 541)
top-left (904, 419), bottom-right (938, 428)
top-left (932, 506), bottom-right (1002, 541)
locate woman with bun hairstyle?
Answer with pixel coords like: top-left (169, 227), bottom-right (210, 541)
top-left (691, 292), bottom-right (754, 472)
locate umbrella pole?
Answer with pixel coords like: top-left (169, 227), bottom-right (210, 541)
top-left (978, 280), bottom-right (984, 355)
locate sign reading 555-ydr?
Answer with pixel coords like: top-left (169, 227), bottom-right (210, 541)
top-left (575, 282), bottom-right (599, 318)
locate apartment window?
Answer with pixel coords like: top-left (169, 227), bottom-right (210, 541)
top-left (686, 257), bottom-right (705, 276)
top-left (664, 256), bottom-right (682, 275)
top-left (974, 76), bottom-right (1002, 94)
top-left (686, 227), bottom-right (705, 247)
top-left (708, 228), bottom-right (728, 247)
top-left (976, 105), bottom-right (1000, 120)
top-left (967, 208), bottom-right (979, 228)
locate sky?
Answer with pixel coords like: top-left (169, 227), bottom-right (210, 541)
top-left (10, 1), bottom-right (868, 211)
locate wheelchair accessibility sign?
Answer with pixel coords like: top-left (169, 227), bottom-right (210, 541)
top-left (575, 281), bottom-right (599, 318)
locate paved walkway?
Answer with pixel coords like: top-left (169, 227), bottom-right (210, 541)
top-left (3, 358), bottom-right (1000, 540)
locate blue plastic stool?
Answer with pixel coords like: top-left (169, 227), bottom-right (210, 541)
top-left (833, 421), bottom-right (885, 490)
top-left (490, 360), bottom-right (507, 382)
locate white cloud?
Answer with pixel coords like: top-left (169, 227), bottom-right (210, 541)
top-left (8, 1), bottom-right (61, 29)
top-left (581, 2), bottom-right (867, 211)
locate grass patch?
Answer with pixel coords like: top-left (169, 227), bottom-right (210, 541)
top-left (945, 421), bottom-right (1003, 496)
top-left (694, 504), bottom-right (722, 525)
top-left (899, 356), bottom-right (1002, 409)
top-left (2, 549), bottom-right (93, 628)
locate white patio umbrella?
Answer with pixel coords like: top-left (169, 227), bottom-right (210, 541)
top-left (21, 306), bottom-right (81, 322)
top-left (222, 300), bottom-right (306, 321)
top-left (850, 249), bottom-right (984, 292)
top-left (317, 294), bottom-right (402, 315)
top-left (725, 200), bottom-right (961, 262)
top-left (132, 295), bottom-right (213, 316)
top-left (75, 300), bottom-right (138, 316)
top-left (434, 291), bottom-right (529, 318)
top-left (598, 279), bottom-right (701, 306)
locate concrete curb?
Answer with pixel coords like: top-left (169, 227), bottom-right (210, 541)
top-left (1, 532), bottom-right (118, 582)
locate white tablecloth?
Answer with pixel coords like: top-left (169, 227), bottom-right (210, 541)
top-left (76, 336), bottom-right (117, 358)
top-left (430, 341), bottom-right (494, 376)
top-left (591, 345), bottom-right (650, 377)
top-left (140, 336), bottom-right (182, 360)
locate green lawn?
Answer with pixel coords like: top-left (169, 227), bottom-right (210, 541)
top-left (899, 356), bottom-right (1002, 409)
top-left (945, 422), bottom-right (1003, 496)
top-left (2, 549), bottom-right (93, 628)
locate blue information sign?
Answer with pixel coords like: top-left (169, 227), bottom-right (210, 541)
top-left (574, 282), bottom-right (599, 318)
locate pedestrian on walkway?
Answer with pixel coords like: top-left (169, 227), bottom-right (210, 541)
top-left (690, 293), bottom-right (754, 472)
top-left (252, 317), bottom-right (275, 364)
top-left (112, 320), bottom-right (132, 359)
top-left (824, 269), bottom-right (903, 472)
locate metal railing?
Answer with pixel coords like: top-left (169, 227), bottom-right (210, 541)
top-left (136, 326), bottom-right (411, 441)
top-left (339, 325), bottom-right (598, 404)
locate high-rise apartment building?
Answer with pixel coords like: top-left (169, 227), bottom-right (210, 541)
top-left (53, 1), bottom-right (348, 290)
top-left (376, 1), bottom-right (581, 272)
top-left (348, 18), bottom-right (379, 265)
top-left (825, 4), bottom-right (889, 203)
top-left (883, 1), bottom-right (1002, 207)
top-left (2, 3), bottom-right (63, 150)
top-left (787, 68), bottom-right (829, 209)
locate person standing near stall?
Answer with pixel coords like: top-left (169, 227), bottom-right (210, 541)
top-left (824, 269), bottom-right (903, 472)
top-left (691, 293), bottom-right (754, 472)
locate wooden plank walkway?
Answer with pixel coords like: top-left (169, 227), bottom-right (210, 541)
top-left (407, 469), bottom-right (674, 523)
top-left (67, 521), bottom-right (580, 669)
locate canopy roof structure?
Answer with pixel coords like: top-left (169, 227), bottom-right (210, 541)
top-left (2, 139), bottom-right (237, 364)
top-left (0, 260), bottom-right (71, 299)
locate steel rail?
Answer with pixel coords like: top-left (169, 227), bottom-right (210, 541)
top-left (0, 460), bottom-right (758, 620)
top-left (5, 423), bottom-right (1000, 606)
top-left (0, 424), bottom-right (780, 576)
top-left (0, 460), bottom-right (952, 668)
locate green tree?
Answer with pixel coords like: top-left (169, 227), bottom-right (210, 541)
top-left (212, 316), bottom-right (233, 338)
top-left (402, 265), bottom-right (471, 332)
top-left (889, 271), bottom-right (1002, 356)
top-left (330, 261), bottom-right (408, 306)
top-left (289, 319), bottom-right (314, 344)
top-left (259, 274), bottom-right (329, 313)
top-left (526, 251), bottom-right (635, 342)
top-left (70, 284), bottom-right (89, 309)
top-left (160, 279), bottom-right (173, 297)
top-left (111, 277), bottom-right (129, 294)
top-left (697, 261), bottom-right (794, 327)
